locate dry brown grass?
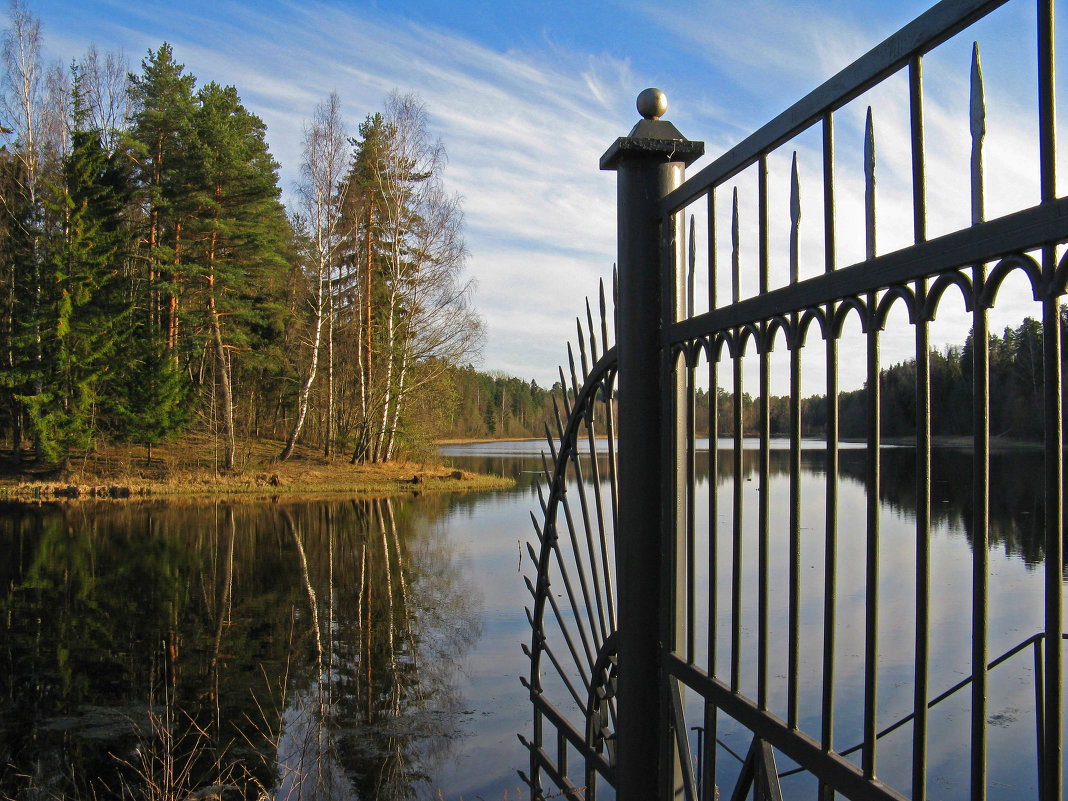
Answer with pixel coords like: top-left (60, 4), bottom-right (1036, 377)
top-left (0, 434), bottom-right (514, 502)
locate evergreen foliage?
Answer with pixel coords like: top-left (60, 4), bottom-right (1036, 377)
top-left (3, 5), bottom-right (1063, 469)
top-left (0, 10), bottom-right (485, 467)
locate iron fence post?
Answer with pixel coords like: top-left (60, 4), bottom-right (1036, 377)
top-left (601, 89), bottom-right (703, 801)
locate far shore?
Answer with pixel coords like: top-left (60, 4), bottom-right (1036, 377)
top-left (1, 432), bottom-right (1056, 505)
top-left (0, 436), bottom-right (514, 504)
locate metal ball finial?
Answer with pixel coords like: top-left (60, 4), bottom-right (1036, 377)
top-left (636, 88), bottom-right (667, 120)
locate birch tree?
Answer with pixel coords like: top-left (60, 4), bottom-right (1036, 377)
top-left (345, 92), bottom-right (482, 463)
top-left (0, 0), bottom-right (47, 456)
top-left (280, 92), bottom-right (347, 460)
top-left (78, 44), bottom-right (130, 152)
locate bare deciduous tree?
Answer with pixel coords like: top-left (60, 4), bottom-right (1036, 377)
top-left (1, 0), bottom-right (65, 454)
top-left (365, 91), bottom-right (482, 462)
top-left (281, 92), bottom-right (348, 461)
top-left (78, 43), bottom-right (131, 151)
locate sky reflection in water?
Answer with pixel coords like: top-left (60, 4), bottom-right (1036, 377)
top-left (0, 440), bottom-right (1061, 800)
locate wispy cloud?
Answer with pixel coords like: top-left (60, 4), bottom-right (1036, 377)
top-left (27, 0), bottom-right (1058, 391)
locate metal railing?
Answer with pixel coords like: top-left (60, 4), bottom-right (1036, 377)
top-left (523, 1), bottom-right (1065, 799)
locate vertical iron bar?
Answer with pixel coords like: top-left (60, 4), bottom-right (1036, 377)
top-left (788, 337), bottom-right (801, 730)
top-left (732, 353), bottom-right (743, 695)
top-left (910, 53), bottom-right (931, 801)
top-left (705, 188), bottom-right (719, 801)
top-left (687, 357), bottom-right (697, 664)
top-left (687, 216), bottom-right (698, 665)
top-left (704, 184), bottom-right (721, 801)
top-left (1038, 4), bottom-right (1062, 799)
top-left (819, 110), bottom-right (838, 801)
top-left (970, 42), bottom-right (989, 801)
top-left (758, 345), bottom-right (770, 710)
top-left (1035, 636), bottom-right (1046, 799)
top-left (863, 318), bottom-right (881, 781)
top-left (731, 188), bottom-right (744, 695)
top-left (662, 213), bottom-right (690, 801)
top-left (758, 154), bottom-right (770, 712)
top-left (533, 707), bottom-right (543, 797)
top-left (559, 729), bottom-right (568, 781)
top-left (788, 152), bottom-right (802, 732)
top-left (862, 107), bottom-right (880, 781)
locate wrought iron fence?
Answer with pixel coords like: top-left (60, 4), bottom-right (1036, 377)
top-left (522, 1), bottom-right (1066, 799)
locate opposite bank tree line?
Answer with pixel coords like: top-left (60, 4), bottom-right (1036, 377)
top-left (697, 311), bottom-right (1068, 441)
top-left (0, 1), bottom-right (500, 468)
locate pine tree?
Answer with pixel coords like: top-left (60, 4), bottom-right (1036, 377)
top-left (128, 42), bottom-right (197, 365)
top-left (186, 81), bottom-right (289, 469)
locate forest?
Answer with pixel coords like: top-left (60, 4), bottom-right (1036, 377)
top-left (699, 311), bottom-right (1068, 441)
top-left (0, 1), bottom-right (512, 469)
top-left (3, 2), bottom-right (1064, 476)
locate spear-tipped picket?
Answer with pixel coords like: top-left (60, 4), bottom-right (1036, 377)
top-left (567, 343), bottom-right (580, 399)
top-left (544, 422), bottom-right (558, 464)
top-left (732, 187), bottom-right (740, 303)
top-left (557, 367), bottom-right (572, 419)
top-left (790, 151), bottom-right (801, 285)
top-left (576, 319), bottom-right (590, 382)
top-left (865, 106), bottom-right (876, 261)
top-left (612, 265), bottom-right (619, 341)
top-left (551, 395), bottom-right (566, 444)
top-left (539, 451), bottom-right (554, 490)
top-left (587, 299), bottom-right (599, 364)
top-left (688, 214), bottom-right (696, 318)
top-left (970, 42), bottom-right (985, 226)
top-left (600, 277), bottom-right (610, 351)
top-left (530, 512), bottom-right (545, 543)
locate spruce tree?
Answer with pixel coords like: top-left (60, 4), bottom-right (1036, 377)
top-left (24, 72), bottom-right (135, 463)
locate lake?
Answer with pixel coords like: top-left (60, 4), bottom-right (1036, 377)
top-left (0, 440), bottom-right (1062, 799)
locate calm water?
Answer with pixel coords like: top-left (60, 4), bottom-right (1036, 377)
top-left (0, 441), bottom-right (1062, 799)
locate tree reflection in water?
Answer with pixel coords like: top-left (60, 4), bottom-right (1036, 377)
top-left (0, 497), bottom-right (482, 800)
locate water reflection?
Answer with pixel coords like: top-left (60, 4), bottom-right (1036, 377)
top-left (447, 441), bottom-right (1059, 568)
top-left (1, 440), bottom-right (1061, 800)
top-left (448, 438), bottom-right (1062, 800)
top-left (0, 498), bottom-right (481, 800)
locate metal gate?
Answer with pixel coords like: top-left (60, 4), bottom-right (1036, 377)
top-left (521, 1), bottom-right (1065, 799)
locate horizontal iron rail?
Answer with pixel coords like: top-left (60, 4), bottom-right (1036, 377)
top-left (529, 690), bottom-right (618, 784)
top-left (660, 0), bottom-right (1009, 214)
top-left (522, 741), bottom-right (586, 801)
top-left (665, 197), bottom-right (1068, 347)
top-left (777, 631), bottom-right (1068, 779)
top-left (665, 653), bottom-right (909, 801)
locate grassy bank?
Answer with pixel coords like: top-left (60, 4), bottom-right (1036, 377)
top-left (0, 435), bottom-right (514, 503)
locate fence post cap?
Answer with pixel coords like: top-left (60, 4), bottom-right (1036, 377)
top-left (600, 91), bottom-right (704, 171)
top-left (637, 87), bottom-right (668, 120)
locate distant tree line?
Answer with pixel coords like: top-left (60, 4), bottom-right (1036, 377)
top-left (441, 366), bottom-right (561, 440)
top-left (695, 311), bottom-right (1068, 440)
top-left (0, 1), bottom-right (482, 468)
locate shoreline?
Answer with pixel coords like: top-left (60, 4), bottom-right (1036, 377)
top-left (0, 436), bottom-right (515, 504)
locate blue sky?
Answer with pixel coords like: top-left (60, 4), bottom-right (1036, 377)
top-left (21, 0), bottom-right (1066, 388)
